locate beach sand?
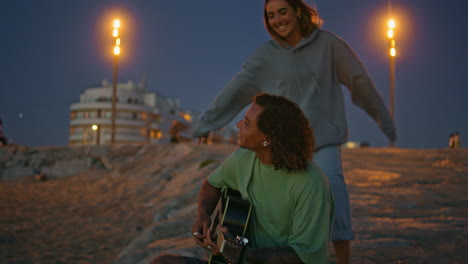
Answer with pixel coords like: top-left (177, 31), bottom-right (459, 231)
top-left (1, 144), bottom-right (467, 263)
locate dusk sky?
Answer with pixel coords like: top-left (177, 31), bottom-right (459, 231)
top-left (1, 0), bottom-right (467, 148)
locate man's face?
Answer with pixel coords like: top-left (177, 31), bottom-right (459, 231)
top-left (236, 103), bottom-right (266, 151)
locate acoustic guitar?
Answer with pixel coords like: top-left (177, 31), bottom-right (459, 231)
top-left (208, 188), bottom-right (252, 264)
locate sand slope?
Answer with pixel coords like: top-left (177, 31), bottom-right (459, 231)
top-left (1, 144), bottom-right (467, 264)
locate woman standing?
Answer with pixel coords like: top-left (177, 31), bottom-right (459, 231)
top-left (192, 1), bottom-right (397, 263)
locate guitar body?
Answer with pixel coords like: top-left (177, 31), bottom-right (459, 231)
top-left (208, 188), bottom-right (252, 264)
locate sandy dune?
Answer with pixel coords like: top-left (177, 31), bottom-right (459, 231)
top-left (1, 144), bottom-right (467, 263)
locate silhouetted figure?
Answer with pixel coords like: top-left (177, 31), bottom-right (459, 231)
top-left (0, 118), bottom-right (7, 146)
top-left (449, 133), bottom-right (455, 148)
top-left (169, 120), bottom-right (180, 143)
top-left (454, 132), bottom-right (461, 148)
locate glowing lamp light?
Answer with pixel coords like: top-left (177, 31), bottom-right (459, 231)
top-left (344, 141), bottom-right (359, 148)
top-left (92, 124), bottom-right (99, 131)
top-left (387, 29), bottom-right (394, 38)
top-left (110, 19), bottom-right (122, 144)
top-left (388, 19), bottom-right (396, 29)
top-left (113, 19), bottom-right (121, 29)
top-left (183, 113), bottom-right (192, 122)
top-left (390, 47), bottom-right (396, 57)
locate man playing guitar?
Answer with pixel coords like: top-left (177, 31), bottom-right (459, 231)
top-left (152, 93), bottom-right (334, 263)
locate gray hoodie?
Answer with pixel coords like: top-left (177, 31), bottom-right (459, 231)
top-left (192, 29), bottom-right (397, 150)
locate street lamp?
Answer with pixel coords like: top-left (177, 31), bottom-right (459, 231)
top-left (83, 125), bottom-right (98, 145)
top-left (92, 124), bottom-right (100, 145)
top-left (111, 19), bottom-right (121, 144)
top-left (387, 18), bottom-right (396, 147)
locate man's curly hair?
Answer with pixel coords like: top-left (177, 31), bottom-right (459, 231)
top-left (254, 93), bottom-right (314, 171)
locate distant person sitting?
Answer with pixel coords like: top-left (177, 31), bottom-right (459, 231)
top-left (150, 93), bottom-right (334, 264)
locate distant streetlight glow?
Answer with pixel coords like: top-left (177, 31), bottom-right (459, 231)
top-left (386, 15), bottom-right (396, 147)
top-left (111, 18), bottom-right (121, 144)
top-left (92, 124), bottom-right (98, 131)
top-left (113, 19), bottom-right (121, 29)
top-left (387, 29), bottom-right (394, 38)
top-left (387, 19), bottom-right (396, 57)
top-left (113, 46), bottom-right (121, 55)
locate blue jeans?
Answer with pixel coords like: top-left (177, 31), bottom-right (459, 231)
top-left (313, 145), bottom-right (354, 241)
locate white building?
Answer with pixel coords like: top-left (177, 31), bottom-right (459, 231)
top-left (69, 79), bottom-right (197, 145)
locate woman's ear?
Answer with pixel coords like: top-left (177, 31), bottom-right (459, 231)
top-left (296, 7), bottom-right (302, 19)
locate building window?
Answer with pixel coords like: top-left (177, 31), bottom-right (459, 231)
top-left (151, 130), bottom-right (162, 139)
top-left (180, 112), bottom-right (192, 122)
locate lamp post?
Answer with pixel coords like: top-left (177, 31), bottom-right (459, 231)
top-left (92, 124), bottom-right (100, 145)
top-left (111, 19), bottom-right (121, 144)
top-left (387, 18), bottom-right (396, 147)
top-left (83, 127), bottom-right (88, 145)
top-left (83, 125), bottom-right (100, 145)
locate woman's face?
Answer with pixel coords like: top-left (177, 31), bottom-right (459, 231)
top-left (236, 103), bottom-right (266, 152)
top-left (265, 0), bottom-right (301, 45)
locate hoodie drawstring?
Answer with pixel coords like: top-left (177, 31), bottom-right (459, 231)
top-left (290, 48), bottom-right (321, 95)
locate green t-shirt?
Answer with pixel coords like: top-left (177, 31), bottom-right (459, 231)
top-left (208, 148), bottom-right (334, 264)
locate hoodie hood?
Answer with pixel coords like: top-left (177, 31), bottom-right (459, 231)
top-left (271, 28), bottom-right (321, 50)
